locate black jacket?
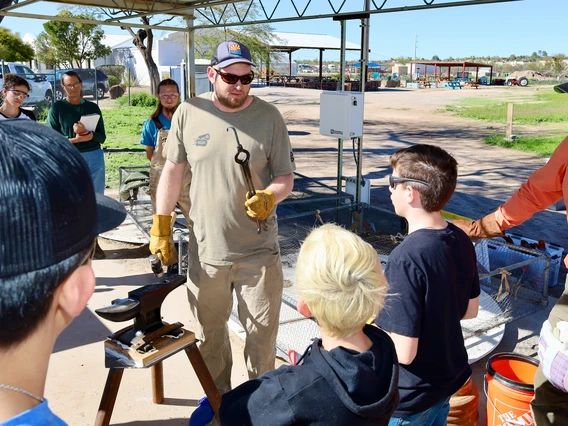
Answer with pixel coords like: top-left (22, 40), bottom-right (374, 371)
top-left (219, 325), bottom-right (399, 425)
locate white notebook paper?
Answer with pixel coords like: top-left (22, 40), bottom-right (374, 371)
top-left (80, 113), bottom-right (100, 132)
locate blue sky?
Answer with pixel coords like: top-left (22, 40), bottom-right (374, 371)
top-left (0, 0), bottom-right (564, 62)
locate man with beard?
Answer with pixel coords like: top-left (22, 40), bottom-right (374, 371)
top-left (150, 41), bottom-right (295, 394)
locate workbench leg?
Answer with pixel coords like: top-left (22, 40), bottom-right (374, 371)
top-left (152, 362), bottom-right (164, 404)
top-left (185, 344), bottom-right (221, 416)
top-left (95, 368), bottom-right (124, 426)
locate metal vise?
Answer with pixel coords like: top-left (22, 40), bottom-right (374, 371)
top-left (95, 274), bottom-right (187, 349)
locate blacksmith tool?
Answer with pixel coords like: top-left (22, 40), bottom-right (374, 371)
top-left (227, 126), bottom-right (267, 234)
top-left (95, 274), bottom-right (187, 350)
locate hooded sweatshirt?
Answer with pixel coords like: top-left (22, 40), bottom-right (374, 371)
top-left (219, 325), bottom-right (399, 426)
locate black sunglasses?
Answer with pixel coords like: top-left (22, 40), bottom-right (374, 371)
top-left (388, 174), bottom-right (430, 189)
top-left (214, 69), bottom-right (254, 85)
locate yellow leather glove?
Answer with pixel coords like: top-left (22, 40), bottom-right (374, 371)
top-left (453, 212), bottom-right (505, 239)
top-left (149, 213), bottom-right (178, 266)
top-left (245, 190), bottom-right (275, 221)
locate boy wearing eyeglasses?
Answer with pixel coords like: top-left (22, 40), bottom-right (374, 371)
top-left (0, 74), bottom-right (36, 121)
top-left (0, 121), bottom-right (125, 425)
top-left (150, 41), bottom-right (295, 394)
top-left (140, 79), bottom-right (191, 225)
top-left (375, 144), bottom-right (479, 426)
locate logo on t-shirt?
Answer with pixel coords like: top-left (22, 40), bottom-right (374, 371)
top-left (290, 151), bottom-right (295, 163)
top-left (195, 134), bottom-right (210, 146)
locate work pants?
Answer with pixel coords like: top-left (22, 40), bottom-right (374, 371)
top-left (186, 251), bottom-right (284, 395)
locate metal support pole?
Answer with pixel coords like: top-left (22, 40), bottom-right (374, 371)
top-left (339, 20), bottom-right (346, 89)
top-left (128, 59), bottom-right (131, 107)
top-left (185, 13), bottom-right (196, 99)
top-left (94, 65), bottom-right (98, 105)
top-left (355, 0), bottom-right (370, 205)
top-left (337, 20), bottom-right (347, 202)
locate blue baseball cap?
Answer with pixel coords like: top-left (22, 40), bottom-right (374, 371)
top-left (211, 41), bottom-right (256, 68)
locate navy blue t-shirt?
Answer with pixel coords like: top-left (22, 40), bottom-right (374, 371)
top-left (375, 223), bottom-right (480, 417)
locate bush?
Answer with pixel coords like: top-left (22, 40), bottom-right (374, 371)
top-left (108, 75), bottom-right (119, 87)
top-left (116, 91), bottom-right (157, 108)
top-left (34, 99), bottom-right (51, 122)
top-left (99, 65), bottom-right (125, 82)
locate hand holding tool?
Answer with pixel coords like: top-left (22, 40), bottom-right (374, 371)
top-left (149, 213), bottom-right (178, 265)
top-left (245, 189), bottom-right (275, 220)
top-left (227, 126), bottom-right (268, 233)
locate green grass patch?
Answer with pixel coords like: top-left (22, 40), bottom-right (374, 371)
top-left (483, 135), bottom-right (564, 157)
top-left (103, 106), bottom-right (154, 149)
top-left (448, 92), bottom-right (568, 125)
top-left (102, 106), bottom-right (153, 189)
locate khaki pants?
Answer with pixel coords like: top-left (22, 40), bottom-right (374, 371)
top-left (530, 281), bottom-right (568, 425)
top-left (186, 251), bottom-right (284, 394)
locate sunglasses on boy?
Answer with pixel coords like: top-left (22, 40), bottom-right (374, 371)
top-left (388, 174), bottom-right (431, 189)
top-left (214, 69), bottom-right (255, 85)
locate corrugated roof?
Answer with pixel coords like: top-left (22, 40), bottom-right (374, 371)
top-left (270, 32), bottom-right (360, 52)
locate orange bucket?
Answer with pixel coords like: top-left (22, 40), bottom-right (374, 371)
top-left (485, 353), bottom-right (539, 426)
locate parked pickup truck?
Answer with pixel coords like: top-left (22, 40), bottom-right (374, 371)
top-left (0, 62), bottom-right (53, 106)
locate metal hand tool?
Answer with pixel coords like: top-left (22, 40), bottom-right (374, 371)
top-left (227, 126), bottom-right (267, 233)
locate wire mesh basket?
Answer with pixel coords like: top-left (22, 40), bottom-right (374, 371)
top-left (176, 173), bottom-right (550, 360)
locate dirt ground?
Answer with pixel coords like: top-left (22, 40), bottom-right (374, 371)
top-left (46, 84), bottom-right (568, 425)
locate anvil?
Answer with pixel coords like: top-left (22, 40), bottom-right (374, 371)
top-left (95, 274), bottom-right (187, 348)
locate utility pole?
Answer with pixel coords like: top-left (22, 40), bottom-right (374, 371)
top-left (414, 33), bottom-right (418, 61)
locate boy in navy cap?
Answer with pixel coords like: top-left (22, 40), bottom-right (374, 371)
top-left (0, 120), bottom-right (126, 424)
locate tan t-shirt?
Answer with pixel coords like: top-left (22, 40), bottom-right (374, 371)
top-left (166, 93), bottom-right (295, 265)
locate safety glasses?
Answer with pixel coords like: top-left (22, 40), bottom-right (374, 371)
top-left (8, 89), bottom-right (30, 99)
top-left (388, 174), bottom-right (430, 189)
top-left (214, 69), bottom-right (254, 85)
top-left (159, 93), bottom-right (179, 99)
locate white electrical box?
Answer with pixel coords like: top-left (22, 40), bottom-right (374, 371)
top-left (345, 178), bottom-right (371, 204)
top-left (319, 91), bottom-right (364, 138)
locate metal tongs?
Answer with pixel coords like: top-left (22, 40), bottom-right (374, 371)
top-left (227, 126), bottom-right (268, 234)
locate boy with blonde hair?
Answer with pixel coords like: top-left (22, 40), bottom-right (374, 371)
top-left (218, 223), bottom-right (399, 425)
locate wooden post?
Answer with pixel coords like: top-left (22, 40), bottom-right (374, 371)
top-left (95, 368), bottom-right (124, 426)
top-left (506, 103), bottom-right (514, 139)
top-left (151, 362), bottom-right (164, 404)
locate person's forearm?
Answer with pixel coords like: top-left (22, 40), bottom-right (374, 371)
top-left (266, 173), bottom-right (294, 203)
top-left (69, 132), bottom-right (93, 144)
top-left (497, 135), bottom-right (568, 229)
top-left (145, 146), bottom-right (154, 161)
top-left (462, 296), bottom-right (479, 320)
top-left (156, 160), bottom-right (186, 215)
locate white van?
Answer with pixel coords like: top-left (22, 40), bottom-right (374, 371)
top-left (0, 62), bottom-right (53, 105)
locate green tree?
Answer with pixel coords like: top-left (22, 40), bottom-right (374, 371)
top-left (0, 28), bottom-right (35, 62)
top-left (193, 3), bottom-right (277, 73)
top-left (431, 55), bottom-right (440, 61)
top-left (35, 10), bottom-right (111, 68)
top-left (547, 54), bottom-right (567, 74)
